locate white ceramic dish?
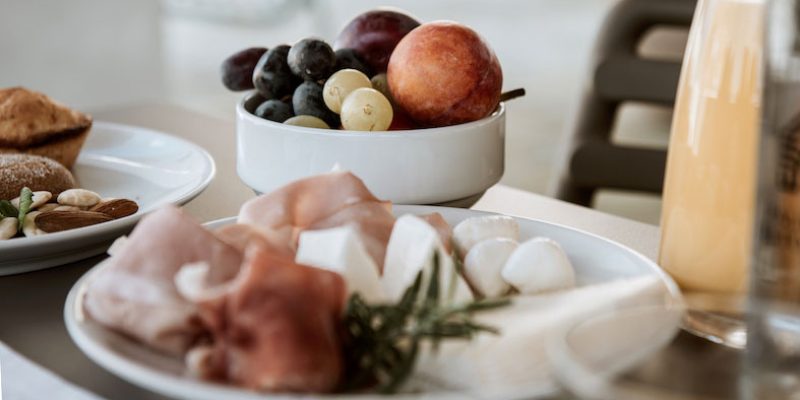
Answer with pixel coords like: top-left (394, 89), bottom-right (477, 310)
top-left (236, 93), bottom-right (505, 205)
top-left (65, 205), bottom-right (681, 400)
top-left (0, 122), bottom-right (215, 275)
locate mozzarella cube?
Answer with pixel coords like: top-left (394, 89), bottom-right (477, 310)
top-left (464, 238), bottom-right (518, 298)
top-left (296, 226), bottom-right (384, 303)
top-left (501, 237), bottom-right (575, 294)
top-left (453, 215), bottom-right (520, 256)
top-left (382, 215), bottom-right (473, 303)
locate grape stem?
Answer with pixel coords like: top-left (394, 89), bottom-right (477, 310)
top-left (500, 88), bottom-right (526, 103)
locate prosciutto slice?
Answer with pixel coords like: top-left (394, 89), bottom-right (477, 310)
top-left (215, 223), bottom-right (294, 256)
top-left (179, 245), bottom-right (346, 393)
top-left (238, 171), bottom-right (386, 236)
top-left (238, 171), bottom-right (395, 268)
top-left (83, 206), bottom-right (242, 355)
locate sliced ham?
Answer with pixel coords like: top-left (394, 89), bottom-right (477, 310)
top-left (238, 171), bottom-right (385, 238)
top-left (183, 245), bottom-right (345, 393)
top-left (238, 171), bottom-right (395, 269)
top-left (215, 223), bottom-right (294, 256)
top-left (83, 206), bottom-right (242, 355)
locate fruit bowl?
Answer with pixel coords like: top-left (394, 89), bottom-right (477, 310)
top-left (236, 92), bottom-right (505, 205)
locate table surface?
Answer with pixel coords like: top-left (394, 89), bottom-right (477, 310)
top-left (0, 104), bottom-right (738, 400)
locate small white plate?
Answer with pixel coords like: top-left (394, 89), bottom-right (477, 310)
top-left (65, 205), bottom-right (681, 400)
top-left (0, 121), bottom-right (215, 274)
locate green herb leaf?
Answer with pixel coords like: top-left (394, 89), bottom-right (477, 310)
top-left (341, 251), bottom-right (510, 393)
top-left (17, 187), bottom-right (32, 229)
top-left (0, 200), bottom-right (17, 218)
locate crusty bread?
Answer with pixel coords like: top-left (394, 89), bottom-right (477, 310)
top-left (0, 87), bottom-right (91, 169)
top-left (0, 154), bottom-right (76, 200)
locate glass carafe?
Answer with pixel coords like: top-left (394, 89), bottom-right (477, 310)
top-left (659, 0), bottom-right (764, 347)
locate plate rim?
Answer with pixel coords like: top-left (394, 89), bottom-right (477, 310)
top-left (64, 205), bottom-right (682, 400)
top-left (0, 121), bottom-right (216, 253)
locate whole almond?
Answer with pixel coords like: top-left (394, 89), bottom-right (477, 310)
top-left (37, 203), bottom-right (60, 213)
top-left (23, 211), bottom-right (44, 237)
top-left (57, 189), bottom-right (101, 207)
top-left (89, 199), bottom-right (138, 219)
top-left (12, 191), bottom-right (52, 210)
top-left (0, 217), bottom-right (17, 240)
top-left (36, 210), bottom-right (113, 233)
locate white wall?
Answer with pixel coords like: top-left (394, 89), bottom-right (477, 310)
top-left (0, 0), bottom-right (165, 109)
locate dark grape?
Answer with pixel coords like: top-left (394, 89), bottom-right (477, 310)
top-left (220, 47), bottom-right (267, 91)
top-left (334, 48), bottom-right (372, 77)
top-left (255, 45), bottom-right (293, 76)
top-left (254, 99), bottom-right (294, 122)
top-left (253, 71), bottom-right (294, 100)
top-left (252, 45), bottom-right (299, 99)
top-left (288, 38), bottom-right (336, 81)
top-left (293, 81), bottom-right (339, 127)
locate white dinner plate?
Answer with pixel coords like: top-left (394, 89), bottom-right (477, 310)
top-left (65, 205), bottom-right (682, 400)
top-left (0, 121), bottom-right (215, 274)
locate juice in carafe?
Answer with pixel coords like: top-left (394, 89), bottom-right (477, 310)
top-left (659, 0), bottom-right (763, 293)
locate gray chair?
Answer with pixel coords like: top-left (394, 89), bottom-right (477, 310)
top-left (552, 0), bottom-right (697, 206)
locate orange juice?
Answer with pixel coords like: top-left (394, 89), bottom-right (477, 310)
top-left (659, 0), bottom-right (763, 293)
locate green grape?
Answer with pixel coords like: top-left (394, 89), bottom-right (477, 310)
top-left (341, 88), bottom-right (393, 131)
top-left (323, 69), bottom-right (371, 114)
top-left (370, 73), bottom-right (394, 103)
top-left (284, 115), bottom-right (331, 129)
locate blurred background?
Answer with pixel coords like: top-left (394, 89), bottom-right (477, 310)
top-left (0, 0), bottom-right (687, 224)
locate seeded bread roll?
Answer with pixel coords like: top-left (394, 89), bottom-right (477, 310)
top-left (0, 154), bottom-right (75, 200)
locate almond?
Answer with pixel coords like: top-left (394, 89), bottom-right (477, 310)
top-left (89, 199), bottom-right (139, 219)
top-left (57, 189), bottom-right (101, 207)
top-left (12, 191), bottom-right (52, 210)
top-left (36, 210), bottom-right (113, 233)
top-left (0, 217), bottom-right (17, 240)
top-left (37, 203), bottom-right (59, 213)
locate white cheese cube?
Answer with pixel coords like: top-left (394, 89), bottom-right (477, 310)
top-left (382, 215), bottom-right (473, 303)
top-left (296, 226), bottom-right (384, 303)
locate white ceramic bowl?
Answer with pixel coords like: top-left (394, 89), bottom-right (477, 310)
top-left (236, 93), bottom-right (505, 204)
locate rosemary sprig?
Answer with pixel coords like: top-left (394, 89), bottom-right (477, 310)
top-left (341, 252), bottom-right (511, 393)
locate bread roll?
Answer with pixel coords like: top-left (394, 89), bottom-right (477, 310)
top-left (0, 154), bottom-right (75, 200)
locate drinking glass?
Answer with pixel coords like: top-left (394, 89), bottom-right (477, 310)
top-left (744, 0), bottom-right (800, 397)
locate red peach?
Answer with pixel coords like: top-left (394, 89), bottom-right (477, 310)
top-left (387, 21), bottom-right (503, 127)
top-left (389, 107), bottom-right (417, 130)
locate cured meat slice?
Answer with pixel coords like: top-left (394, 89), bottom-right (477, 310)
top-left (83, 206), bottom-right (243, 355)
top-left (238, 171), bottom-right (386, 240)
top-left (214, 223), bottom-right (294, 255)
top-left (182, 246), bottom-right (346, 393)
